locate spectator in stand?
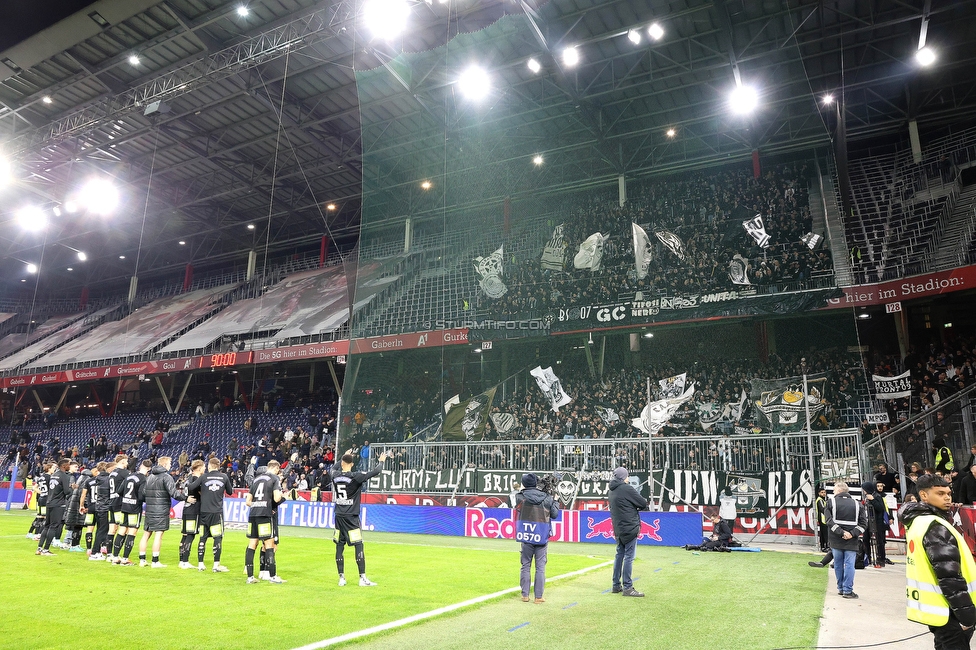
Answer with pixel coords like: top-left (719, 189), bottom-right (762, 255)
top-left (958, 465), bottom-right (976, 506)
top-left (874, 464), bottom-right (900, 500)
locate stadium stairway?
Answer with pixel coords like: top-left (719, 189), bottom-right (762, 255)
top-left (813, 170), bottom-right (853, 287)
top-left (932, 184), bottom-right (976, 270)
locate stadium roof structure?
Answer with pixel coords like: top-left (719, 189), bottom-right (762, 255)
top-left (1, 0), bottom-right (974, 298)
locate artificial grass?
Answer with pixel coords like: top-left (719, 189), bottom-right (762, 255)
top-left (0, 511), bottom-right (822, 650)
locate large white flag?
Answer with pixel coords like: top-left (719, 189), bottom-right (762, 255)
top-left (658, 373), bottom-right (687, 399)
top-left (743, 214), bottom-right (771, 248)
top-left (632, 222), bottom-right (653, 279)
top-left (541, 225), bottom-right (566, 271)
top-left (872, 370), bottom-right (912, 399)
top-left (573, 232), bottom-right (606, 271)
top-left (729, 254), bottom-right (750, 285)
top-left (655, 230), bottom-right (686, 261)
top-left (530, 366), bottom-right (573, 412)
top-left (474, 245), bottom-right (506, 298)
top-left (631, 384), bottom-right (695, 435)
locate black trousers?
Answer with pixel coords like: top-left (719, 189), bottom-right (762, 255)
top-left (930, 611), bottom-right (976, 650)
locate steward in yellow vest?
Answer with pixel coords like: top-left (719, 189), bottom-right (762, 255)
top-left (903, 473), bottom-right (976, 648)
top-left (934, 438), bottom-right (954, 473)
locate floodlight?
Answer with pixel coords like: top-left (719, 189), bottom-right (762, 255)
top-left (178, 240), bottom-right (186, 245)
top-left (128, 54), bottom-right (141, 66)
top-left (533, 155), bottom-right (544, 165)
top-left (26, 263), bottom-right (38, 274)
top-left (562, 46), bottom-right (579, 67)
top-left (822, 93), bottom-right (834, 105)
top-left (527, 58), bottom-right (541, 74)
top-left (52, 206), bottom-right (62, 216)
top-left (916, 47), bottom-right (936, 67)
top-left (119, 255), bottom-right (126, 259)
top-left (627, 30), bottom-right (641, 45)
top-left (458, 65), bottom-right (490, 100)
top-left (247, 223), bottom-right (256, 229)
top-left (326, 204), bottom-right (337, 211)
top-left (421, 180), bottom-right (432, 190)
top-left (643, 332), bottom-right (654, 338)
top-left (236, 5), bottom-right (249, 17)
top-left (16, 206), bottom-right (47, 232)
top-left (78, 178), bottom-right (120, 215)
top-left (64, 200), bottom-right (77, 213)
top-left (67, 267), bottom-right (73, 271)
top-left (729, 84), bottom-right (759, 115)
top-left (77, 251), bottom-right (87, 261)
top-left (666, 128), bottom-right (676, 138)
top-left (648, 23), bottom-right (664, 41)
top-left (363, 0), bottom-right (410, 40)
top-left (42, 96), bottom-right (52, 104)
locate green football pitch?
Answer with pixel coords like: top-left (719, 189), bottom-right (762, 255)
top-left (0, 511), bottom-right (824, 649)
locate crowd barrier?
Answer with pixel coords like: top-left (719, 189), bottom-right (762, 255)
top-left (188, 498), bottom-right (704, 547)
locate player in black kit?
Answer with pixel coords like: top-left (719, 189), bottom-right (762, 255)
top-left (36, 459), bottom-right (72, 555)
top-left (178, 460), bottom-right (205, 570)
top-left (112, 460), bottom-right (152, 566)
top-left (245, 460), bottom-right (285, 584)
top-left (189, 458), bottom-right (233, 572)
top-left (105, 455), bottom-right (131, 563)
top-left (330, 449), bottom-right (389, 587)
top-left (27, 462), bottom-right (51, 540)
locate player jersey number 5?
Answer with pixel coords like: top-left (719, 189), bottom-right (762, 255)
top-left (334, 482), bottom-right (351, 506)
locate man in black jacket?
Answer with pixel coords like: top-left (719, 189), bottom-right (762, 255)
top-left (515, 473), bottom-right (560, 603)
top-left (138, 457), bottom-right (189, 568)
top-left (903, 473), bottom-right (976, 648)
top-left (36, 459), bottom-right (72, 555)
top-left (608, 466), bottom-right (647, 597)
top-left (825, 481), bottom-right (867, 599)
top-left (957, 464), bottom-right (976, 506)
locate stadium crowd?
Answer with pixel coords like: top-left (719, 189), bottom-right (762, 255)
top-left (488, 163), bottom-right (834, 317)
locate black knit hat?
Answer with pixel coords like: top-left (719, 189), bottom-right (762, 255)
top-left (522, 473), bottom-right (538, 488)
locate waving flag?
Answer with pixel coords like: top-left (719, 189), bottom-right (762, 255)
top-left (632, 223), bottom-right (653, 279)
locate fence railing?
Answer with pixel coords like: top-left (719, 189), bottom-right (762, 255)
top-left (371, 429), bottom-right (863, 490)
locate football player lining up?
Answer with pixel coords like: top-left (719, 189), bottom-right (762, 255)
top-left (331, 449), bottom-right (389, 587)
top-left (190, 457), bottom-right (233, 572)
top-left (245, 460), bottom-right (285, 584)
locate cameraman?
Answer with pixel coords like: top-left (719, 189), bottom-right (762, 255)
top-left (515, 473), bottom-right (560, 604)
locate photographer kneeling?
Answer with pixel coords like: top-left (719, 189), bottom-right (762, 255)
top-left (515, 473), bottom-right (560, 604)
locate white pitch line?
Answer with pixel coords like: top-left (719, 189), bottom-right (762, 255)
top-left (292, 559), bottom-right (614, 650)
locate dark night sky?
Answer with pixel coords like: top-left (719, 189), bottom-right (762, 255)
top-left (0, 0), bottom-right (97, 52)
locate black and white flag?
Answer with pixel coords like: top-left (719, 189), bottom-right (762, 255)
top-left (474, 245), bottom-right (507, 298)
top-left (530, 366), bottom-right (573, 412)
top-left (658, 373), bottom-right (687, 400)
top-left (574, 232), bottom-right (606, 271)
top-left (632, 384), bottom-right (695, 435)
top-left (655, 230), bottom-right (686, 261)
top-left (743, 214), bottom-right (771, 248)
top-left (541, 225), bottom-right (566, 271)
top-left (801, 232), bottom-right (823, 250)
top-left (595, 403), bottom-right (620, 425)
top-left (632, 223), bottom-right (653, 279)
top-left (490, 412), bottom-right (518, 434)
top-left (872, 371), bottom-right (912, 399)
top-left (729, 254), bottom-right (750, 285)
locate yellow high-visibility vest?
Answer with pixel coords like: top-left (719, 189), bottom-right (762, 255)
top-left (936, 447), bottom-right (954, 471)
top-left (906, 514), bottom-right (976, 626)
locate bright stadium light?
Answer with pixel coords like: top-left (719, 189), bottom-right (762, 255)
top-left (42, 96), bottom-right (52, 104)
top-left (729, 84), bottom-right (759, 115)
top-left (363, 0), bottom-right (410, 40)
top-left (458, 65), bottom-right (490, 100)
top-left (648, 23), bottom-right (664, 41)
top-left (627, 29), bottom-right (641, 45)
top-left (822, 93), bottom-right (834, 105)
top-left (421, 180), bottom-right (432, 190)
top-left (26, 263), bottom-right (38, 274)
top-left (533, 154), bottom-right (544, 165)
top-left (78, 178), bottom-right (120, 215)
top-left (128, 54), bottom-right (141, 66)
top-left (178, 240), bottom-right (186, 245)
top-left (247, 223), bottom-right (257, 229)
top-left (527, 58), bottom-right (541, 74)
top-left (666, 128), bottom-right (676, 138)
top-left (16, 206), bottom-right (47, 232)
top-left (236, 5), bottom-right (249, 17)
top-left (77, 251), bottom-right (87, 261)
top-left (562, 46), bottom-right (579, 67)
top-left (916, 46), bottom-right (936, 67)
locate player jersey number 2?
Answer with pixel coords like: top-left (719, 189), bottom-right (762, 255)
top-left (124, 481), bottom-right (136, 499)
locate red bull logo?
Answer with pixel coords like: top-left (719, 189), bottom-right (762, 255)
top-left (584, 516), bottom-right (663, 542)
top-left (465, 508), bottom-right (579, 542)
